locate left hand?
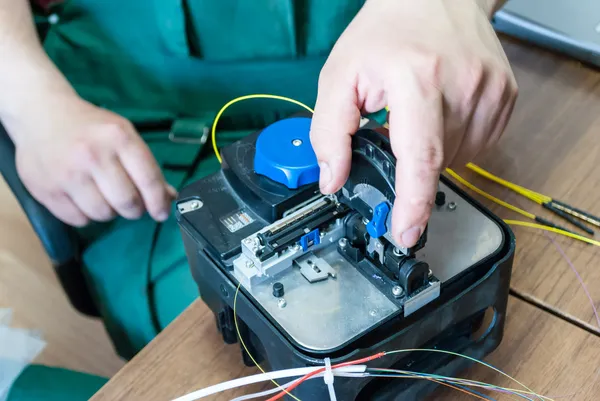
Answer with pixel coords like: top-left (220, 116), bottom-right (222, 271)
top-left (310, 0), bottom-right (517, 248)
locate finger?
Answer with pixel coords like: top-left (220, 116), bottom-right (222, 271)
top-left (310, 64), bottom-right (362, 194)
top-left (443, 61), bottom-right (486, 168)
top-left (20, 171), bottom-right (89, 226)
top-left (90, 153), bottom-right (144, 220)
top-left (439, 103), bottom-right (468, 170)
top-left (65, 174), bottom-right (116, 222)
top-left (485, 79), bottom-right (518, 150)
top-left (117, 133), bottom-right (172, 221)
top-left (451, 69), bottom-right (512, 166)
top-left (167, 184), bottom-right (178, 198)
top-left (388, 73), bottom-right (444, 248)
top-left (43, 191), bottom-right (90, 227)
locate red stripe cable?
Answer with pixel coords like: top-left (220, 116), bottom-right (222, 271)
top-left (265, 352), bottom-right (387, 401)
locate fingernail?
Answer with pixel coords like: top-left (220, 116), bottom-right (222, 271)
top-left (400, 226), bottom-right (423, 248)
top-left (319, 162), bottom-right (332, 193)
top-left (157, 211), bottom-right (169, 222)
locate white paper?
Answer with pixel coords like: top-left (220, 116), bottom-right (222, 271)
top-left (0, 310), bottom-right (46, 401)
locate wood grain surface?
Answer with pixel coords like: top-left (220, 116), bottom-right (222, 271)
top-left (452, 36), bottom-right (600, 334)
top-left (0, 179), bottom-right (125, 378)
top-left (433, 297), bottom-right (600, 400)
top-left (90, 299), bottom-right (265, 401)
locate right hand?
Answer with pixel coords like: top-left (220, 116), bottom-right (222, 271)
top-left (8, 94), bottom-right (175, 227)
top-left (310, 0), bottom-right (517, 248)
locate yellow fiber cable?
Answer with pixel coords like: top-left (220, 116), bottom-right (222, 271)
top-left (465, 163), bottom-right (547, 202)
top-left (466, 163), bottom-right (551, 204)
top-left (373, 368), bottom-right (553, 401)
top-left (211, 94), bottom-right (314, 163)
top-left (504, 220), bottom-right (600, 247)
top-left (445, 168), bottom-right (536, 220)
top-left (446, 168), bottom-right (599, 247)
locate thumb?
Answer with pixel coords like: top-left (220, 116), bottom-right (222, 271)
top-left (310, 71), bottom-right (361, 194)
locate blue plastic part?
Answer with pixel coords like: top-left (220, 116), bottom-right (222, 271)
top-left (254, 117), bottom-right (319, 189)
top-left (299, 228), bottom-right (321, 251)
top-left (367, 202), bottom-right (390, 238)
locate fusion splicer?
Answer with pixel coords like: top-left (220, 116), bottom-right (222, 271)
top-left (176, 115), bottom-right (515, 401)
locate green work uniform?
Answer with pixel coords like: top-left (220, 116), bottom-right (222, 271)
top-left (46, 0), bottom-right (368, 358)
top-left (9, 1), bottom-right (375, 400)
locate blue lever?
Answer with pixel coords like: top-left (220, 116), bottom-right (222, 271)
top-left (367, 202), bottom-right (390, 238)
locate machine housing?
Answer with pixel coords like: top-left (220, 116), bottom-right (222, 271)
top-left (176, 116), bottom-right (515, 400)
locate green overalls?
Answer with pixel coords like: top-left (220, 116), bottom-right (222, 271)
top-left (8, 1), bottom-right (370, 399)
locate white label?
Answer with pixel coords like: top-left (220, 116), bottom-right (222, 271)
top-left (221, 210), bottom-right (255, 233)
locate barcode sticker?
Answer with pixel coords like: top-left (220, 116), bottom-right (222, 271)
top-left (221, 210), bottom-right (255, 233)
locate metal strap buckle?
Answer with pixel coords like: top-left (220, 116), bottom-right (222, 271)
top-left (168, 126), bottom-right (210, 145)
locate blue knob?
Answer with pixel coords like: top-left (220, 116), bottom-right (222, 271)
top-left (254, 117), bottom-right (319, 189)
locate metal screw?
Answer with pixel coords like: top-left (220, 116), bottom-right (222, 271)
top-left (190, 200), bottom-right (201, 210)
top-left (393, 248), bottom-right (401, 256)
top-left (369, 309), bottom-right (378, 317)
top-left (448, 201), bottom-right (457, 211)
top-left (278, 298), bottom-right (287, 309)
top-left (292, 139), bottom-right (303, 146)
top-left (320, 231), bottom-right (326, 239)
top-left (245, 260), bottom-right (254, 269)
top-left (338, 238), bottom-right (348, 248)
top-left (292, 244), bottom-right (301, 252)
top-left (392, 286), bottom-right (405, 298)
top-left (362, 218), bottom-right (370, 225)
top-left (244, 238), bottom-right (253, 245)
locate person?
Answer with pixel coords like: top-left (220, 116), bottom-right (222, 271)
top-left (0, 0), bottom-right (517, 399)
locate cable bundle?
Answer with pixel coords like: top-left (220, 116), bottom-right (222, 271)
top-left (167, 284), bottom-right (553, 401)
top-left (445, 168), bottom-right (600, 248)
top-left (465, 163), bottom-right (600, 236)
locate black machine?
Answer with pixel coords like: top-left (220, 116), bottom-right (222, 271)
top-left (176, 115), bottom-right (515, 400)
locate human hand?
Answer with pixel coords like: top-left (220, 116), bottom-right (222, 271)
top-left (310, 0), bottom-right (517, 248)
top-left (7, 94), bottom-right (175, 227)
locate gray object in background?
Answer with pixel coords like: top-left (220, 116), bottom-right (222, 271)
top-left (493, 0), bottom-right (600, 68)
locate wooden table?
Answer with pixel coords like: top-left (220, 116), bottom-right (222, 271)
top-left (92, 37), bottom-right (600, 401)
top-left (460, 37), bottom-right (600, 335)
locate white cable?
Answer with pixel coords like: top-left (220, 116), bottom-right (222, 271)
top-left (229, 377), bottom-right (302, 401)
top-left (171, 365), bottom-right (367, 401)
top-left (323, 358), bottom-right (337, 401)
top-left (230, 372), bottom-right (371, 401)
